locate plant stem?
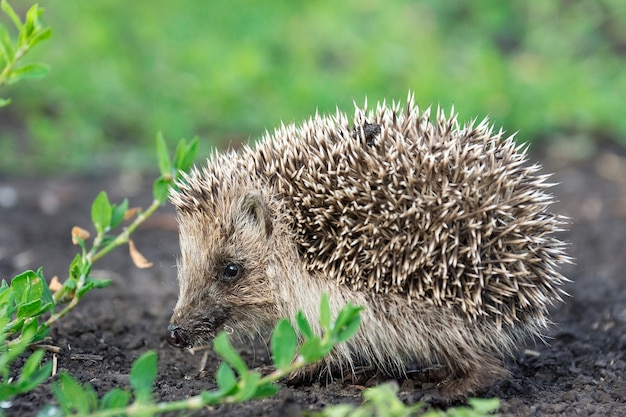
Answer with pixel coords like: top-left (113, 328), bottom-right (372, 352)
top-left (64, 349), bottom-right (314, 416)
top-left (90, 198), bottom-right (163, 264)
top-left (44, 294), bottom-right (80, 330)
top-left (68, 396), bottom-right (207, 417)
top-left (0, 44), bottom-right (27, 87)
top-left (6, 292), bottom-right (80, 349)
top-left (46, 198), bottom-right (165, 336)
top-left (258, 355), bottom-right (306, 385)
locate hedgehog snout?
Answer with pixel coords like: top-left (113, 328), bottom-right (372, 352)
top-left (166, 324), bottom-right (190, 349)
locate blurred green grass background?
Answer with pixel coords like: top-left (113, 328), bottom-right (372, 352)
top-left (1, 0), bottom-right (625, 175)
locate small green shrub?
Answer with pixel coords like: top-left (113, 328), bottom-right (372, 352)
top-left (315, 383), bottom-right (500, 417)
top-left (0, 134), bottom-right (197, 411)
top-left (0, 0), bottom-right (51, 106)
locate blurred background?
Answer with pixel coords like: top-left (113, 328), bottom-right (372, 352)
top-left (1, 0), bottom-right (624, 176)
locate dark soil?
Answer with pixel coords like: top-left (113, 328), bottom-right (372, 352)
top-left (1, 142), bottom-right (625, 416)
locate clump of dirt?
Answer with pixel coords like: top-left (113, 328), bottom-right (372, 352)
top-left (1, 143), bottom-right (625, 416)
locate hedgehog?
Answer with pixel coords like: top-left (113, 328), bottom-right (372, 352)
top-left (166, 94), bottom-right (570, 399)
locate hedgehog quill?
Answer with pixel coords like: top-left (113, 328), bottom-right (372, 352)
top-left (166, 94), bottom-right (570, 399)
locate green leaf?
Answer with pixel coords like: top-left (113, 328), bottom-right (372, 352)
top-left (35, 268), bottom-right (54, 306)
top-left (17, 350), bottom-right (51, 393)
top-left (23, 5), bottom-right (44, 39)
top-left (0, 283), bottom-right (14, 310)
top-left (20, 318), bottom-right (39, 342)
top-left (11, 270), bottom-right (52, 320)
top-left (8, 63), bottom-right (49, 82)
top-left (92, 279), bottom-right (112, 289)
top-left (16, 299), bottom-right (42, 318)
top-left (252, 383), bottom-right (280, 399)
top-left (320, 293), bottom-right (331, 331)
top-left (180, 137), bottom-right (199, 172)
top-left (173, 137), bottom-right (199, 173)
top-left (129, 350), bottom-right (158, 403)
top-left (152, 177), bottom-right (170, 204)
top-left (213, 332), bottom-right (248, 375)
top-left (91, 191), bottom-right (112, 234)
top-left (0, 26), bottom-right (13, 62)
top-left (21, 5), bottom-right (36, 41)
top-left (333, 306), bottom-right (362, 343)
top-left (200, 389), bottom-right (224, 405)
top-left (99, 235), bottom-right (116, 248)
top-left (156, 132), bottom-right (172, 177)
top-left (361, 383), bottom-right (418, 416)
top-left (28, 27), bottom-right (52, 49)
top-left (467, 397), bottom-right (500, 414)
top-left (215, 362), bottom-right (237, 394)
top-left (299, 338), bottom-right (332, 363)
top-left (1, 0), bottom-right (23, 31)
top-left (316, 404), bottom-right (355, 417)
top-left (172, 139), bottom-right (186, 172)
top-left (4, 317), bottom-right (25, 335)
top-left (32, 321), bottom-right (50, 342)
top-left (0, 97), bottom-right (11, 107)
top-left (68, 254), bottom-right (83, 281)
top-left (10, 270), bottom-right (37, 303)
top-left (271, 318), bottom-right (297, 369)
top-left (0, 316), bottom-right (8, 334)
top-left (296, 311), bottom-right (314, 339)
top-left (51, 373), bottom-right (92, 414)
top-left (100, 388), bottom-right (132, 410)
top-left (34, 301), bottom-right (53, 318)
top-left (233, 371), bottom-right (261, 402)
top-left (20, 350), bottom-right (45, 380)
top-left (110, 198), bottom-right (129, 229)
top-left (76, 280), bottom-right (95, 298)
top-left (0, 383), bottom-right (18, 402)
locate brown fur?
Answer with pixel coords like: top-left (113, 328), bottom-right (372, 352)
top-left (168, 94), bottom-right (570, 398)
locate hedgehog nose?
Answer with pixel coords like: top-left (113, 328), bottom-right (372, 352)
top-left (166, 324), bottom-right (190, 348)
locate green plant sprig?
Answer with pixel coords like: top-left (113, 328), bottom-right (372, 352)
top-left (4, 135), bottom-right (197, 349)
top-left (41, 294), bottom-right (363, 417)
top-left (0, 135), bottom-right (197, 410)
top-left (80, 133), bottom-right (191, 267)
top-left (311, 383), bottom-right (501, 417)
top-left (0, 0), bottom-right (51, 106)
top-left (50, 133), bottom-right (197, 307)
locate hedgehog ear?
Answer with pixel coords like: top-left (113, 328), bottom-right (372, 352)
top-left (235, 191), bottom-right (273, 237)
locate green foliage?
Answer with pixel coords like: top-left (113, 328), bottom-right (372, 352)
top-left (54, 133), bottom-right (198, 304)
top-left (271, 318), bottom-right (298, 369)
top-left (0, 271), bottom-right (52, 406)
top-left (42, 298), bottom-right (364, 416)
top-left (314, 383), bottom-right (501, 417)
top-left (153, 133), bottom-right (198, 204)
top-left (129, 351), bottom-right (158, 404)
top-left (2, 269), bottom-right (52, 341)
top-left (0, 0), bottom-right (51, 105)
top-left (2, 0), bottom-right (625, 174)
top-left (0, 136), bottom-right (197, 409)
top-left (0, 346), bottom-right (51, 404)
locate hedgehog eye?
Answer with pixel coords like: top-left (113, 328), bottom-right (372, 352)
top-left (222, 263), bottom-right (242, 281)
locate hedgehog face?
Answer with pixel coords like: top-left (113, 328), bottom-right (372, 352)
top-left (167, 190), bottom-right (279, 349)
